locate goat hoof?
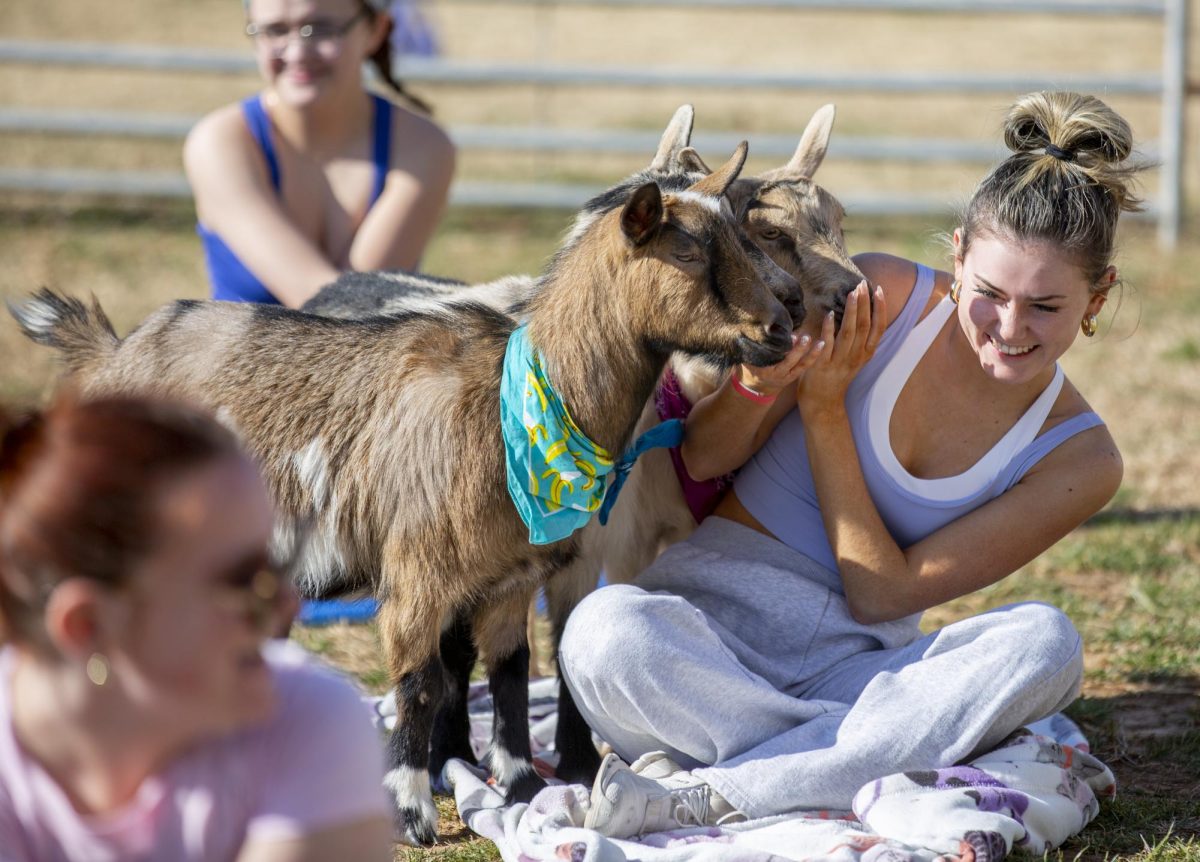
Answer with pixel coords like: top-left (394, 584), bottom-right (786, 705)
top-left (398, 806), bottom-right (440, 847)
top-left (504, 769), bottom-right (546, 805)
top-left (555, 745), bottom-right (603, 786)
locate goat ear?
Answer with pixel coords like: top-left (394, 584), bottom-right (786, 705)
top-left (677, 146), bottom-right (713, 175)
top-left (686, 141), bottom-right (748, 198)
top-left (621, 182), bottom-right (664, 246)
top-left (784, 104), bottom-right (836, 179)
top-left (648, 105), bottom-right (695, 172)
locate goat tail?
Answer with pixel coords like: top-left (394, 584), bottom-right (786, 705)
top-left (7, 289), bottom-right (120, 374)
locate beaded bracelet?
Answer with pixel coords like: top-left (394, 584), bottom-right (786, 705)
top-left (731, 374), bottom-right (777, 405)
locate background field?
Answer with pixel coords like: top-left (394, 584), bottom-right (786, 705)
top-left (2, 2), bottom-right (1198, 860)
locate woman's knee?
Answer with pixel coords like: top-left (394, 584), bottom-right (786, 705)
top-left (999, 601), bottom-right (1083, 677)
top-left (559, 584), bottom-right (674, 684)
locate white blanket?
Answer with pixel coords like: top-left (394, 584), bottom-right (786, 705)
top-left (370, 679), bottom-right (1114, 861)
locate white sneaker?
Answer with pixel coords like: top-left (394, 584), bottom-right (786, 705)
top-left (584, 752), bottom-right (745, 838)
top-left (628, 751), bottom-right (686, 780)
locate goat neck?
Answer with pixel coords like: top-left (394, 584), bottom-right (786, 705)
top-left (523, 235), bottom-right (665, 458)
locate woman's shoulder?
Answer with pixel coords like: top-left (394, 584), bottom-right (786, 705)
top-left (1030, 376), bottom-right (1122, 496)
top-left (184, 101), bottom-right (255, 158)
top-left (852, 253), bottom-right (952, 328)
top-left (237, 642), bottom-right (389, 832)
top-left (1046, 372), bottom-right (1107, 430)
top-left (183, 101), bottom-right (266, 195)
top-left (208, 641), bottom-right (382, 779)
top-left (386, 101), bottom-right (456, 176)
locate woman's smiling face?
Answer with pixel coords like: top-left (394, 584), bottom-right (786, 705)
top-left (111, 454), bottom-right (298, 738)
top-left (247, 0), bottom-right (383, 106)
top-left (954, 232), bottom-right (1110, 386)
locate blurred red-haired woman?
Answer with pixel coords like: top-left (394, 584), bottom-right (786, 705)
top-left (0, 396), bottom-right (393, 861)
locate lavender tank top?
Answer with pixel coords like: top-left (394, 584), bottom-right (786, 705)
top-left (734, 263), bottom-right (1104, 577)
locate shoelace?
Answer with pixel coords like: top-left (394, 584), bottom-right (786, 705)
top-left (668, 786), bottom-right (711, 827)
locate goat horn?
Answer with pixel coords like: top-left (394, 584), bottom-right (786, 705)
top-left (648, 104), bottom-right (696, 172)
top-left (686, 141), bottom-right (748, 198)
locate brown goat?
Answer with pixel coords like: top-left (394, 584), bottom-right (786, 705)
top-left (10, 145), bottom-right (794, 846)
top-left (543, 104), bottom-right (865, 781)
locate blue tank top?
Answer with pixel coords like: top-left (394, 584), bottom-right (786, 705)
top-left (197, 94), bottom-right (394, 304)
top-left (735, 263), bottom-right (1104, 575)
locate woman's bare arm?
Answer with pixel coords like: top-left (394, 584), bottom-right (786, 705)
top-left (183, 106), bottom-right (340, 308)
top-left (681, 253), bottom-right (924, 481)
top-left (680, 339), bottom-right (813, 482)
top-left (349, 109), bottom-right (456, 273)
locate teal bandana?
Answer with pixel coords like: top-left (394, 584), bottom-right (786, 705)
top-left (500, 326), bottom-right (684, 545)
top-left (597, 418), bottom-right (684, 527)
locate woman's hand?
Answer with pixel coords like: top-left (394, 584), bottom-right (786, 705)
top-left (797, 281), bottom-right (885, 423)
top-left (739, 332), bottom-right (824, 396)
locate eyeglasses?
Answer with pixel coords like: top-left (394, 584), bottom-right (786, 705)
top-left (245, 7), bottom-right (368, 53)
top-left (214, 520), bottom-right (311, 632)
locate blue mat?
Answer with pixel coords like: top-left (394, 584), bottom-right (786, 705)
top-left (297, 598), bottom-right (379, 625)
top-left (298, 575), bottom-right (609, 626)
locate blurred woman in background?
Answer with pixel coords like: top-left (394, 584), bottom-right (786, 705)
top-left (186, 0), bottom-right (455, 306)
top-left (0, 395), bottom-right (394, 861)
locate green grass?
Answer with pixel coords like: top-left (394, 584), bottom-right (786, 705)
top-left (1162, 339), bottom-right (1200, 363)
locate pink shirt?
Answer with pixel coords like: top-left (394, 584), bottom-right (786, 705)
top-left (0, 641), bottom-right (390, 862)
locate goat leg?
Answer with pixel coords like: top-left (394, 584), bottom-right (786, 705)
top-left (429, 612), bottom-right (479, 784)
top-left (553, 678), bottom-right (602, 785)
top-left (486, 642), bottom-right (545, 803)
top-left (544, 563), bottom-right (604, 784)
top-left (379, 577), bottom-right (447, 851)
top-left (474, 591), bottom-right (546, 803)
top-left (384, 655), bottom-right (445, 846)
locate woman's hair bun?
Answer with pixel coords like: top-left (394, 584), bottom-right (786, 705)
top-left (1003, 91), bottom-right (1133, 164)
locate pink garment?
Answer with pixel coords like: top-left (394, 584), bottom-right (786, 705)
top-left (0, 640), bottom-right (389, 862)
top-left (655, 368), bottom-right (735, 523)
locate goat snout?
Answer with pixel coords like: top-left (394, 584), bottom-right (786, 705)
top-left (830, 274), bottom-right (867, 322)
top-left (765, 316), bottom-right (792, 345)
top-left (781, 290), bottom-right (806, 329)
top-left (767, 269), bottom-right (804, 326)
top-left (736, 310), bottom-right (794, 367)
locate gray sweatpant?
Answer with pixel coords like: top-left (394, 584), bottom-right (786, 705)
top-left (558, 517), bottom-right (1083, 818)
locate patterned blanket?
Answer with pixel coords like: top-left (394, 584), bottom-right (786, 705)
top-left (369, 679), bottom-right (1115, 862)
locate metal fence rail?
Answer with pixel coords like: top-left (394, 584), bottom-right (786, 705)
top-left (0, 40), bottom-right (1168, 95)
top-left (0, 0), bottom-right (1188, 245)
top-left (0, 166), bottom-right (995, 217)
top-left (0, 107), bottom-right (1021, 162)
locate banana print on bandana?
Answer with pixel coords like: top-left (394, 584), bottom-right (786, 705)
top-left (501, 325), bottom-right (615, 545)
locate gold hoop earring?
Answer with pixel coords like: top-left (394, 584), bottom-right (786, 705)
top-left (950, 280), bottom-right (962, 305)
top-left (85, 653), bottom-right (109, 687)
top-left (1081, 315), bottom-right (1098, 337)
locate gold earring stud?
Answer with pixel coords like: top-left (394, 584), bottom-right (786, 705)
top-left (85, 653), bottom-right (109, 687)
top-left (1081, 314), bottom-right (1098, 337)
top-left (950, 280), bottom-right (962, 305)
